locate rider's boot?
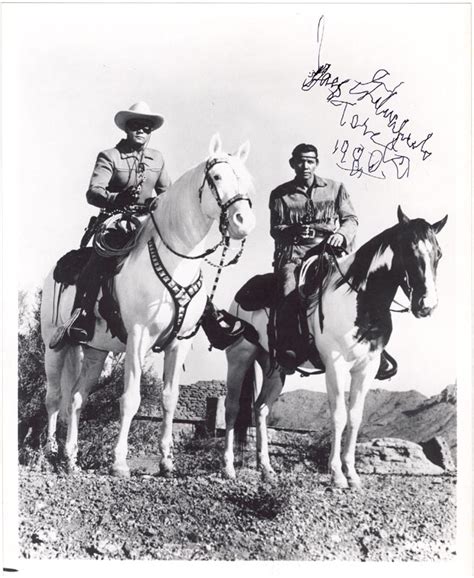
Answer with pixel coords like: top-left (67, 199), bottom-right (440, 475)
top-left (274, 294), bottom-right (303, 375)
top-left (49, 254), bottom-right (105, 350)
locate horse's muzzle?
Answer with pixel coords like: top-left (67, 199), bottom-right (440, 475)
top-left (412, 295), bottom-right (437, 318)
top-left (229, 205), bottom-right (256, 239)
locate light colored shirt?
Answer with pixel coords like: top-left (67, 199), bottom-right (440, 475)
top-left (86, 139), bottom-right (171, 209)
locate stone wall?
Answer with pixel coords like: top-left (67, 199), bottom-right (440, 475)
top-left (140, 380), bottom-right (226, 421)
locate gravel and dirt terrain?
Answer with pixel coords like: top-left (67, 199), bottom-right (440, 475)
top-left (16, 295), bottom-right (457, 562)
top-left (18, 437), bottom-right (456, 561)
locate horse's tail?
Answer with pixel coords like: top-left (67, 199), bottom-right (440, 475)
top-left (234, 364), bottom-right (255, 449)
top-left (41, 271), bottom-right (81, 421)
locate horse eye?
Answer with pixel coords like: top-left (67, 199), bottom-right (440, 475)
top-left (213, 174), bottom-right (221, 181)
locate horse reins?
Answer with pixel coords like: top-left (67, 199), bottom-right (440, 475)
top-left (147, 156), bottom-right (252, 344)
top-left (149, 156), bottom-right (252, 262)
top-left (325, 243), bottom-right (410, 313)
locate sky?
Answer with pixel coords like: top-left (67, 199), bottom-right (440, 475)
top-left (3, 3), bottom-right (471, 397)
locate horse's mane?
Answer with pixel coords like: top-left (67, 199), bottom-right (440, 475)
top-left (335, 225), bottom-right (398, 292)
top-left (130, 153), bottom-right (254, 258)
top-left (301, 223), bottom-right (401, 312)
top-left (134, 160), bottom-right (205, 244)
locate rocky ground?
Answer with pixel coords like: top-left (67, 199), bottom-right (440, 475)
top-left (18, 437), bottom-right (456, 562)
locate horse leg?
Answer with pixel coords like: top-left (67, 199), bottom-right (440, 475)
top-left (64, 347), bottom-right (107, 472)
top-left (343, 361), bottom-right (379, 489)
top-left (159, 340), bottom-right (192, 476)
top-left (44, 346), bottom-right (68, 459)
top-left (325, 360), bottom-right (350, 488)
top-left (223, 338), bottom-right (258, 479)
top-left (112, 332), bottom-right (147, 477)
top-left (254, 351), bottom-right (284, 480)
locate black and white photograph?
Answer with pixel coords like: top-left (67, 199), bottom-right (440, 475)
top-left (2, 2), bottom-right (472, 573)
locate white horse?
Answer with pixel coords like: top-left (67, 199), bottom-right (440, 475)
top-left (223, 207), bottom-right (447, 488)
top-left (41, 134), bottom-right (255, 476)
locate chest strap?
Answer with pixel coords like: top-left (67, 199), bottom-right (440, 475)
top-left (148, 238), bottom-right (203, 353)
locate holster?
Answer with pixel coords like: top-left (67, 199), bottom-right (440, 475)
top-left (80, 215), bottom-right (99, 248)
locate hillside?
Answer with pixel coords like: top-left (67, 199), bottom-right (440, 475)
top-left (268, 385), bottom-right (457, 460)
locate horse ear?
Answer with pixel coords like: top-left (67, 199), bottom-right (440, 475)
top-left (431, 214), bottom-right (448, 234)
top-left (209, 133), bottom-right (223, 156)
top-left (235, 140), bottom-right (250, 163)
top-left (397, 205), bottom-right (410, 224)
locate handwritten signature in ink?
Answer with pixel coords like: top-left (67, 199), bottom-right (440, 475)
top-left (301, 19), bottom-right (433, 180)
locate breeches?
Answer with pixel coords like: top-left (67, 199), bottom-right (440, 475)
top-left (277, 259), bottom-right (302, 298)
top-left (74, 251), bottom-right (115, 313)
top-left (274, 259), bottom-right (303, 351)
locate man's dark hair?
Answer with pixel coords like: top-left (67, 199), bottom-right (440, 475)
top-left (291, 143), bottom-right (319, 161)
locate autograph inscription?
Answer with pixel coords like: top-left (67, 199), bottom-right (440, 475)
top-left (302, 18), bottom-right (433, 180)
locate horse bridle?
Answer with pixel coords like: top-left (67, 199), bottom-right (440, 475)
top-left (198, 156), bottom-right (253, 236)
top-left (150, 156), bottom-right (252, 261)
top-left (325, 242), bottom-right (410, 314)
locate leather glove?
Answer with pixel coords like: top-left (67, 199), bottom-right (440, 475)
top-left (114, 187), bottom-right (140, 209)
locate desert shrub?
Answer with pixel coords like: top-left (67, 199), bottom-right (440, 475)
top-left (18, 289), bottom-right (47, 452)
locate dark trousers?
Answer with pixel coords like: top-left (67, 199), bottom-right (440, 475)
top-left (274, 259), bottom-right (306, 363)
top-left (72, 251), bottom-right (114, 331)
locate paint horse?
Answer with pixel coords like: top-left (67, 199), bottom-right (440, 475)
top-left (223, 207), bottom-right (447, 488)
top-left (41, 134), bottom-right (255, 476)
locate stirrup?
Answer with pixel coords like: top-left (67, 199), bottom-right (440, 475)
top-left (49, 308), bottom-right (82, 350)
top-left (375, 350), bottom-right (398, 380)
top-left (227, 319), bottom-right (243, 336)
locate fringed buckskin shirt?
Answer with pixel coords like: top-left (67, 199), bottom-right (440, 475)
top-left (86, 139), bottom-right (171, 209)
top-left (269, 175), bottom-right (358, 265)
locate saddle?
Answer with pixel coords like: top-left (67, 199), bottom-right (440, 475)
top-left (53, 247), bottom-right (94, 286)
top-left (234, 247), bottom-right (342, 373)
top-left (234, 245), bottom-right (340, 313)
top-left (235, 272), bottom-right (276, 311)
top-left (52, 247), bottom-right (127, 345)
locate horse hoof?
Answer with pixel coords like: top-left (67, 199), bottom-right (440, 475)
top-left (223, 466), bottom-right (236, 480)
top-left (65, 462), bottom-right (81, 475)
top-left (159, 461), bottom-right (174, 477)
top-left (259, 467), bottom-right (276, 482)
top-left (111, 465), bottom-right (130, 478)
top-left (348, 477), bottom-right (362, 490)
top-left (332, 476), bottom-right (349, 489)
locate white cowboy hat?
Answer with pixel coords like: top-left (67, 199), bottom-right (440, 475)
top-left (114, 102), bottom-right (164, 132)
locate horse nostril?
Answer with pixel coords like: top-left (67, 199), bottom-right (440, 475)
top-left (234, 212), bottom-right (244, 225)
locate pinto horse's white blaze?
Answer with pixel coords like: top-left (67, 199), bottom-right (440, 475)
top-left (41, 136), bottom-right (255, 476)
top-left (224, 208), bottom-right (447, 488)
top-left (416, 240), bottom-right (438, 311)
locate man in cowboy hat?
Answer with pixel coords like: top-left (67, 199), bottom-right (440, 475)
top-left (50, 102), bottom-right (172, 348)
top-left (51, 102), bottom-right (246, 350)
